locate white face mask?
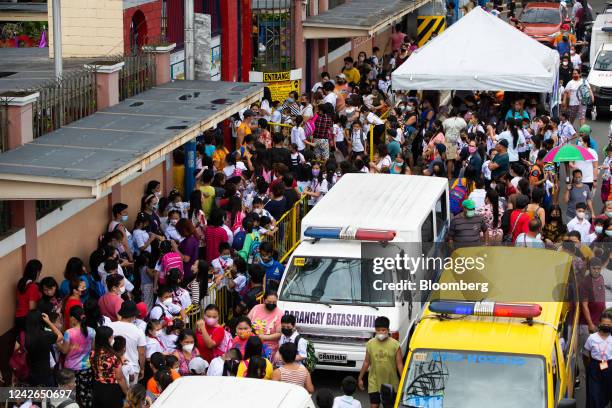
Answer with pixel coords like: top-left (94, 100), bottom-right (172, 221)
top-left (170, 219), bottom-right (179, 226)
top-left (162, 298), bottom-right (173, 306)
top-left (119, 286), bottom-right (126, 294)
top-left (376, 333), bottom-right (388, 341)
top-left (182, 343), bottom-right (194, 353)
top-left (109, 338), bottom-right (115, 347)
top-left (595, 226), bottom-right (604, 234)
top-left (154, 330), bottom-right (163, 338)
top-left (576, 211), bottom-right (585, 220)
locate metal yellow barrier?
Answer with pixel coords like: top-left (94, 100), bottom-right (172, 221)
top-left (369, 125), bottom-right (375, 163)
top-left (201, 195), bottom-right (310, 324)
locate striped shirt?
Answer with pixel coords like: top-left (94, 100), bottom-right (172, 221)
top-left (448, 213), bottom-right (487, 244)
top-left (279, 365), bottom-right (308, 388)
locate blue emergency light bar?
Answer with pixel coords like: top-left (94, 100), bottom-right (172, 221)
top-left (304, 227), bottom-right (396, 241)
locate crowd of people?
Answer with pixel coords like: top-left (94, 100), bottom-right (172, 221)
top-left (9, 16), bottom-right (612, 408)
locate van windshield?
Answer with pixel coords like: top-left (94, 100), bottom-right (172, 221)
top-left (594, 51), bottom-right (612, 71)
top-left (400, 350), bottom-right (546, 408)
top-left (519, 8), bottom-right (560, 24)
top-left (279, 257), bottom-right (395, 307)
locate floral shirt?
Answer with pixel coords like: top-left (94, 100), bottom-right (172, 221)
top-left (91, 348), bottom-right (120, 384)
top-left (477, 203), bottom-right (504, 236)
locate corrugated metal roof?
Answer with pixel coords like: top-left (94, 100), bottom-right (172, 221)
top-left (303, 0), bottom-right (427, 28)
top-left (0, 80), bottom-right (263, 199)
top-left (0, 3), bottom-right (47, 13)
top-left (301, 173), bottom-right (448, 237)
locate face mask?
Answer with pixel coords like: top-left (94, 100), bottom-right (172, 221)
top-left (205, 317), bottom-right (218, 326)
top-left (606, 211), bottom-right (612, 218)
top-left (376, 333), bottom-right (388, 341)
top-left (151, 202), bottom-right (159, 210)
top-left (182, 343), bottom-right (194, 353)
top-left (220, 255), bottom-right (231, 261)
top-left (281, 328), bottom-right (293, 337)
top-left (170, 219), bottom-right (178, 226)
top-left (466, 209), bottom-right (475, 218)
top-left (312, 169), bottom-right (320, 177)
top-left (562, 61), bottom-right (568, 66)
top-left (490, 182), bottom-right (497, 189)
top-left (570, 50), bottom-right (575, 55)
top-left (154, 330), bottom-right (163, 338)
top-left (595, 226), bottom-right (604, 234)
top-left (154, 192), bottom-right (161, 198)
top-left (576, 212), bottom-right (585, 220)
top-left (573, 75), bottom-right (579, 80)
top-left (599, 324), bottom-right (612, 334)
top-left (238, 331), bottom-right (250, 340)
top-left (468, 146), bottom-right (477, 154)
top-left (162, 298), bottom-right (173, 306)
top-left (119, 286), bottom-right (126, 294)
top-left (254, 208), bottom-right (263, 215)
top-left (121, 215), bottom-right (128, 222)
top-left (607, 230), bottom-right (612, 237)
top-left (265, 303), bottom-right (277, 311)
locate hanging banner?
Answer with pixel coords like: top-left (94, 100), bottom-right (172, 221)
top-left (250, 69), bottom-right (302, 102)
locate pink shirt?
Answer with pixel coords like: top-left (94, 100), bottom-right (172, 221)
top-left (248, 304), bottom-right (284, 356)
top-left (98, 293), bottom-right (123, 321)
top-left (160, 252), bottom-right (184, 284)
top-left (204, 226), bottom-right (229, 262)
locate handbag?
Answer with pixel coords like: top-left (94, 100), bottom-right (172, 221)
top-left (503, 212), bottom-right (523, 244)
top-left (9, 331), bottom-right (29, 382)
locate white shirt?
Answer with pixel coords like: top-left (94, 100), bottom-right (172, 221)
top-left (376, 155), bottom-right (393, 171)
top-left (333, 124), bottom-right (345, 142)
top-left (107, 321), bottom-right (146, 370)
top-left (164, 224), bottom-right (183, 243)
top-left (223, 162), bottom-right (247, 178)
top-left (145, 335), bottom-right (166, 358)
top-left (573, 148), bottom-right (598, 183)
top-left (565, 79), bottom-right (582, 106)
top-left (278, 331), bottom-right (308, 361)
top-left (571, 53), bottom-right (582, 69)
top-left (300, 104), bottom-right (314, 119)
top-left (351, 130), bottom-right (366, 152)
top-left (601, 267), bottom-right (612, 308)
top-left (160, 332), bottom-right (178, 352)
top-left (583, 332), bottom-right (612, 360)
top-left (567, 217), bottom-right (592, 243)
top-left (211, 256), bottom-right (234, 277)
top-left (260, 99), bottom-right (272, 121)
top-left (366, 112), bottom-right (384, 126)
top-left (271, 110), bottom-right (282, 125)
top-left (291, 126), bottom-right (307, 151)
top-left (442, 116), bottom-right (467, 143)
top-left (98, 263), bottom-right (134, 293)
top-left (482, 160), bottom-right (492, 180)
top-left (514, 233), bottom-right (545, 248)
top-left (468, 189), bottom-right (487, 209)
top-left (133, 228), bottom-right (151, 253)
top-left (207, 356), bottom-right (225, 376)
top-left (498, 130), bottom-right (525, 162)
top-left (333, 396), bottom-right (362, 408)
top-left (149, 299), bottom-right (181, 321)
top-left (323, 92), bottom-right (337, 108)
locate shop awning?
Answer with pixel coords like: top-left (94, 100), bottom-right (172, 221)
top-left (0, 81), bottom-right (263, 199)
top-left (303, 0), bottom-right (432, 40)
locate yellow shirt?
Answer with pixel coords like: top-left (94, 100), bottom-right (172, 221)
top-left (198, 185), bottom-right (216, 219)
top-left (342, 67), bottom-right (361, 84)
top-left (237, 358), bottom-right (273, 379)
top-left (212, 147), bottom-right (229, 171)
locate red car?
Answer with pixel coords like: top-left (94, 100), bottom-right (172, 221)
top-left (519, 2), bottom-right (563, 47)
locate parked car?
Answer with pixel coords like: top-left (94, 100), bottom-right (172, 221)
top-left (519, 2), bottom-right (563, 47)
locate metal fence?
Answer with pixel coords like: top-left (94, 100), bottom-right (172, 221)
top-left (119, 53), bottom-right (157, 102)
top-left (203, 195), bottom-right (310, 325)
top-left (31, 69), bottom-right (97, 139)
top-left (252, 0), bottom-right (293, 72)
top-left (36, 200), bottom-right (67, 220)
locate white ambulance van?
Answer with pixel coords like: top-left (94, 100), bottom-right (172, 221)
top-left (277, 174), bottom-right (449, 371)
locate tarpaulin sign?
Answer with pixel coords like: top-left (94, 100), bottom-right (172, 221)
top-left (250, 69), bottom-right (302, 102)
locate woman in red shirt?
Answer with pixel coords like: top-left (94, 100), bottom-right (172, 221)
top-left (204, 209), bottom-right (229, 262)
top-left (63, 278), bottom-right (86, 329)
top-left (15, 259), bottom-right (43, 331)
top-left (195, 304), bottom-right (227, 362)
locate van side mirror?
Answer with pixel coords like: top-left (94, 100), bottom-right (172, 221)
top-left (557, 398), bottom-right (576, 408)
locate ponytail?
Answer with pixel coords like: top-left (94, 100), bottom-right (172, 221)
top-left (507, 118), bottom-right (519, 149)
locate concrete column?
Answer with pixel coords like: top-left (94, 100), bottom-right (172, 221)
top-left (84, 62), bottom-right (125, 111)
top-left (143, 44), bottom-right (177, 86)
top-left (22, 200), bottom-right (37, 262)
top-left (310, 39), bottom-right (319, 87)
top-left (0, 91), bottom-right (39, 150)
top-left (319, 0), bottom-right (328, 72)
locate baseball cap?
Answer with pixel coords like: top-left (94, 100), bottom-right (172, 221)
top-left (497, 139), bottom-right (509, 148)
top-left (136, 302), bottom-right (148, 319)
top-left (462, 199), bottom-right (476, 210)
top-left (189, 357), bottom-right (209, 375)
top-left (579, 124), bottom-right (591, 135)
top-left (336, 73), bottom-right (347, 80)
top-left (118, 301), bottom-right (138, 319)
top-left (243, 109), bottom-right (256, 118)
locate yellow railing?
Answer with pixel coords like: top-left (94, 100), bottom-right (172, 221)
top-left (200, 195), bottom-right (310, 324)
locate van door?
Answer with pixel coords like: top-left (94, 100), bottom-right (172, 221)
top-left (434, 190), bottom-right (449, 242)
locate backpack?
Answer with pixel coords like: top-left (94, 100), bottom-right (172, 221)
top-left (578, 80), bottom-right (592, 106)
top-left (294, 335), bottom-right (318, 373)
top-left (87, 274), bottom-right (106, 300)
top-left (9, 331), bottom-right (29, 382)
top-left (48, 398), bottom-right (78, 408)
top-left (247, 232), bottom-right (261, 264)
top-left (216, 327), bottom-right (234, 355)
top-left (449, 178), bottom-right (468, 215)
top-left (304, 114), bottom-right (318, 139)
top-left (232, 229), bottom-right (247, 251)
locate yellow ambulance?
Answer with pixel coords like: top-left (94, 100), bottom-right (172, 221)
top-left (395, 246), bottom-right (579, 408)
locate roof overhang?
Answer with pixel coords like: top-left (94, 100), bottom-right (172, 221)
top-left (0, 3), bottom-right (47, 21)
top-left (303, 0), bottom-right (432, 39)
top-left (0, 81), bottom-right (263, 200)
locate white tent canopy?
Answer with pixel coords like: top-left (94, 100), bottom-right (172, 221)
top-left (392, 7), bottom-right (560, 92)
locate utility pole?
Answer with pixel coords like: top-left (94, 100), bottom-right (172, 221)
top-left (184, 0), bottom-right (195, 81)
top-left (52, 0), bottom-right (62, 79)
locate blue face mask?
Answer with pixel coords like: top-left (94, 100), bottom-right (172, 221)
top-left (121, 215), bottom-right (128, 222)
top-left (220, 255), bottom-right (231, 261)
top-left (259, 257), bottom-right (274, 267)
